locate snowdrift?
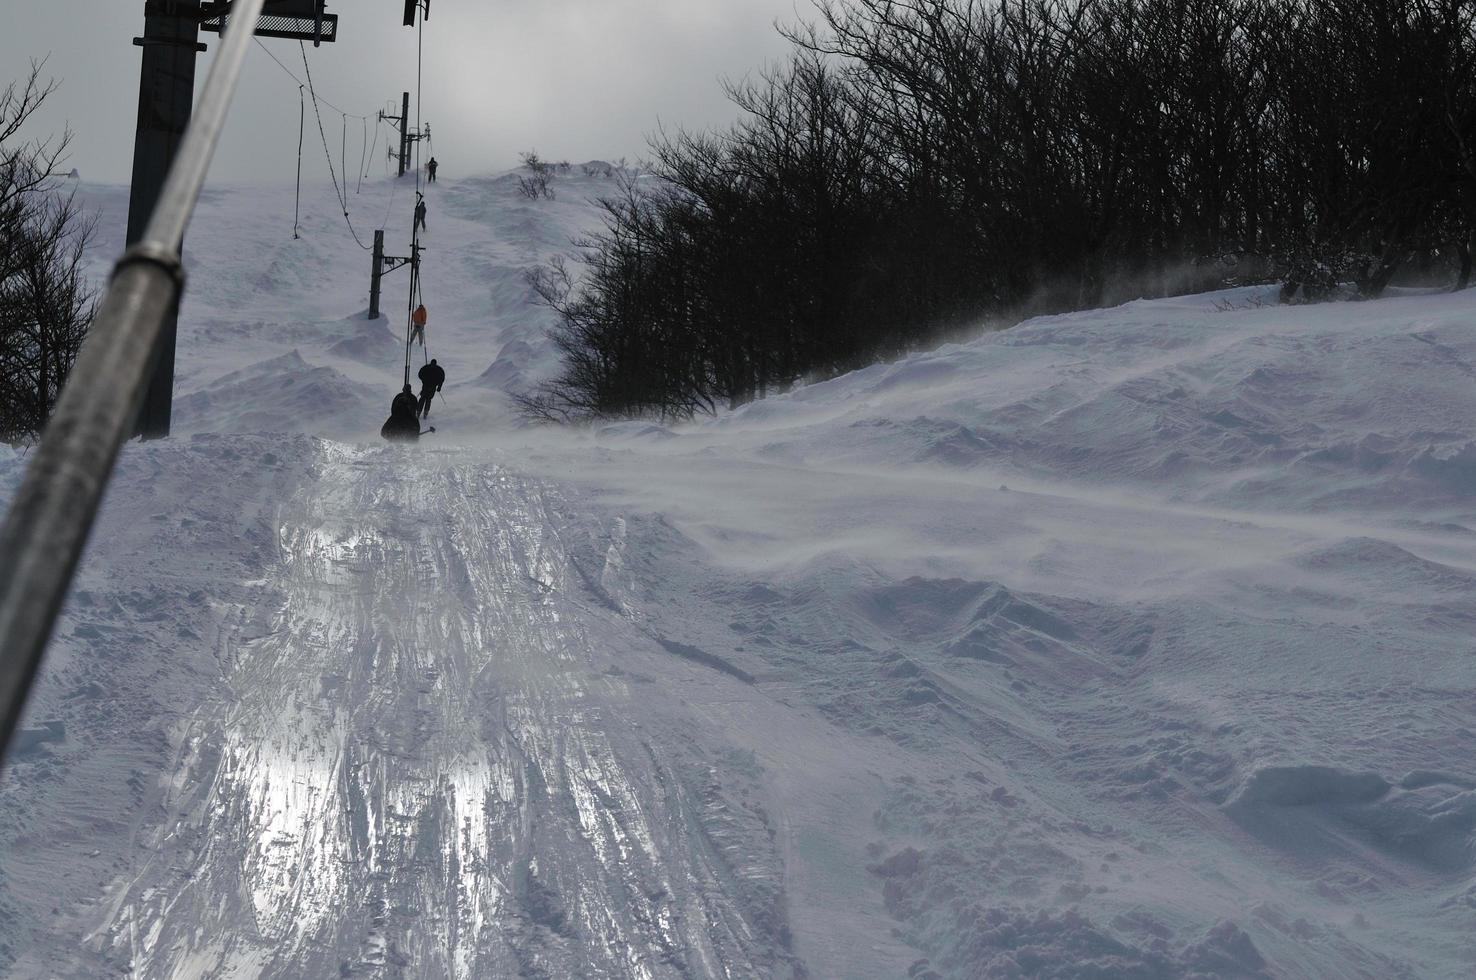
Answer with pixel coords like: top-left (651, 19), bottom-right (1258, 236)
top-left (1, 169), bottom-right (1473, 979)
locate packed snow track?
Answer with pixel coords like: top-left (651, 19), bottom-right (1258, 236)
top-left (55, 445), bottom-right (798, 978)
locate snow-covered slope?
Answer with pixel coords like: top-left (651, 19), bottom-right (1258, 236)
top-left (1, 169), bottom-right (1473, 979)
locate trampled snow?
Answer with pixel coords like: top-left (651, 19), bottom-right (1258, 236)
top-left (1, 167), bottom-right (1473, 978)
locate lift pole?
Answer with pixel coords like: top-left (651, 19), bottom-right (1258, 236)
top-left (127, 1), bottom-right (339, 439)
top-left (127, 0), bottom-right (206, 440)
top-left (379, 93), bottom-right (411, 177)
top-left (0, 0), bottom-right (270, 764)
top-left (398, 92), bottom-right (411, 175)
top-left (370, 229), bottom-right (415, 320)
top-left (370, 229), bottom-right (384, 318)
top-left (405, 121), bottom-right (427, 169)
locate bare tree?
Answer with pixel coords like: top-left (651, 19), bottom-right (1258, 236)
top-left (527, 0), bottom-right (1476, 423)
top-left (517, 149), bottom-right (557, 200)
top-left (0, 63), bottom-right (97, 444)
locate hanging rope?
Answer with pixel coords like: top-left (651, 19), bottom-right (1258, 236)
top-left (380, 167), bottom-right (400, 228)
top-left (293, 85), bottom-right (304, 239)
top-left (404, 249), bottom-right (420, 387)
top-left (255, 38), bottom-right (364, 118)
top-left (400, 1), bottom-right (432, 386)
top-left (253, 37), bottom-right (383, 246)
top-left (412, 266), bottom-right (429, 368)
top-left (403, 207), bottom-right (425, 386)
top-left (406, 253), bottom-right (433, 371)
top-left (364, 117), bottom-right (381, 182)
top-left (340, 113), bottom-right (347, 200)
top-left (300, 41), bottom-right (372, 251)
top-left (356, 115), bottom-right (367, 193)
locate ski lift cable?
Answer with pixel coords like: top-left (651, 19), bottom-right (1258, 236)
top-left (404, 247), bottom-right (418, 385)
top-left (380, 170), bottom-right (399, 228)
top-left (402, 1), bottom-right (432, 385)
top-left (403, 222), bottom-right (424, 385)
top-left (356, 115), bottom-right (367, 193)
top-left (364, 117), bottom-right (382, 181)
top-left (254, 38), bottom-right (366, 120)
top-left (415, 7), bottom-right (424, 195)
top-left (293, 85), bottom-right (305, 239)
top-left (299, 41), bottom-right (372, 251)
top-left (412, 247), bottom-right (433, 369)
top-left (254, 36), bottom-right (377, 226)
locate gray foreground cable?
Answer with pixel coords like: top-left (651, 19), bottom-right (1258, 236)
top-left (0, 0), bottom-right (268, 763)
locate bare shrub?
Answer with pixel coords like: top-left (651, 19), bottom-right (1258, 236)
top-left (0, 63), bottom-right (97, 444)
top-left (517, 150), bottom-right (556, 200)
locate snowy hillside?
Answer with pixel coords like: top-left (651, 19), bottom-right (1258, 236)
top-left (1, 169), bottom-right (1473, 979)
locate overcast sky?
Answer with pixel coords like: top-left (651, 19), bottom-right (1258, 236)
top-left (2, 0), bottom-right (806, 185)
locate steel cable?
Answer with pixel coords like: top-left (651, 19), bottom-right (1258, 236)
top-left (299, 42), bottom-right (371, 250)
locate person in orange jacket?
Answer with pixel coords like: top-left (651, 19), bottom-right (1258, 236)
top-left (410, 303), bottom-right (427, 345)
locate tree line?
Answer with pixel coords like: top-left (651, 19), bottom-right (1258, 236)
top-left (523, 0), bottom-right (1476, 421)
top-left (0, 64), bottom-right (96, 444)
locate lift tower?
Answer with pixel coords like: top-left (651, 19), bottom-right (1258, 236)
top-left (379, 94), bottom-right (412, 177)
top-left (127, 0), bottom-right (337, 439)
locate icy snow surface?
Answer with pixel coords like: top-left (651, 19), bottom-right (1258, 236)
top-left (1, 169), bottom-right (1474, 978)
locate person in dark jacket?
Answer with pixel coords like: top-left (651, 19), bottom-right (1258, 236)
top-left (414, 194), bottom-right (427, 233)
top-left (426, 157), bottom-right (438, 182)
top-left (392, 383), bottom-right (418, 418)
top-left (417, 358), bottom-right (445, 418)
top-left (382, 383), bottom-right (422, 441)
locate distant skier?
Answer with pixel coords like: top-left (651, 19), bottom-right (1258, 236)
top-left (417, 358), bottom-right (445, 418)
top-left (414, 194), bottom-right (427, 233)
top-left (426, 157), bottom-right (438, 183)
top-left (410, 303), bottom-right (428, 345)
top-left (381, 383), bottom-right (422, 441)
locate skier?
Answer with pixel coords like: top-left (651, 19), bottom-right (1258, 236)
top-left (426, 157), bottom-right (438, 183)
top-left (417, 358), bottom-right (446, 418)
top-left (381, 384), bottom-right (423, 441)
top-left (392, 383), bottom-right (418, 418)
top-left (410, 303), bottom-right (428, 346)
top-left (414, 194), bottom-right (427, 233)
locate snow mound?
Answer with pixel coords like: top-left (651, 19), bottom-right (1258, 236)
top-left (174, 350), bottom-right (377, 438)
top-left (941, 909), bottom-right (1274, 980)
top-left (719, 287), bottom-right (1476, 510)
top-left (1229, 765), bottom-right (1391, 808)
top-left (325, 315), bottom-right (402, 366)
top-left (1295, 537), bottom-right (1476, 595)
top-left (476, 339), bottom-right (536, 389)
top-left (1229, 766), bottom-right (1476, 872)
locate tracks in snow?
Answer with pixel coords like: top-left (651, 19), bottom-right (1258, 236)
top-left (87, 445), bottom-right (792, 979)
